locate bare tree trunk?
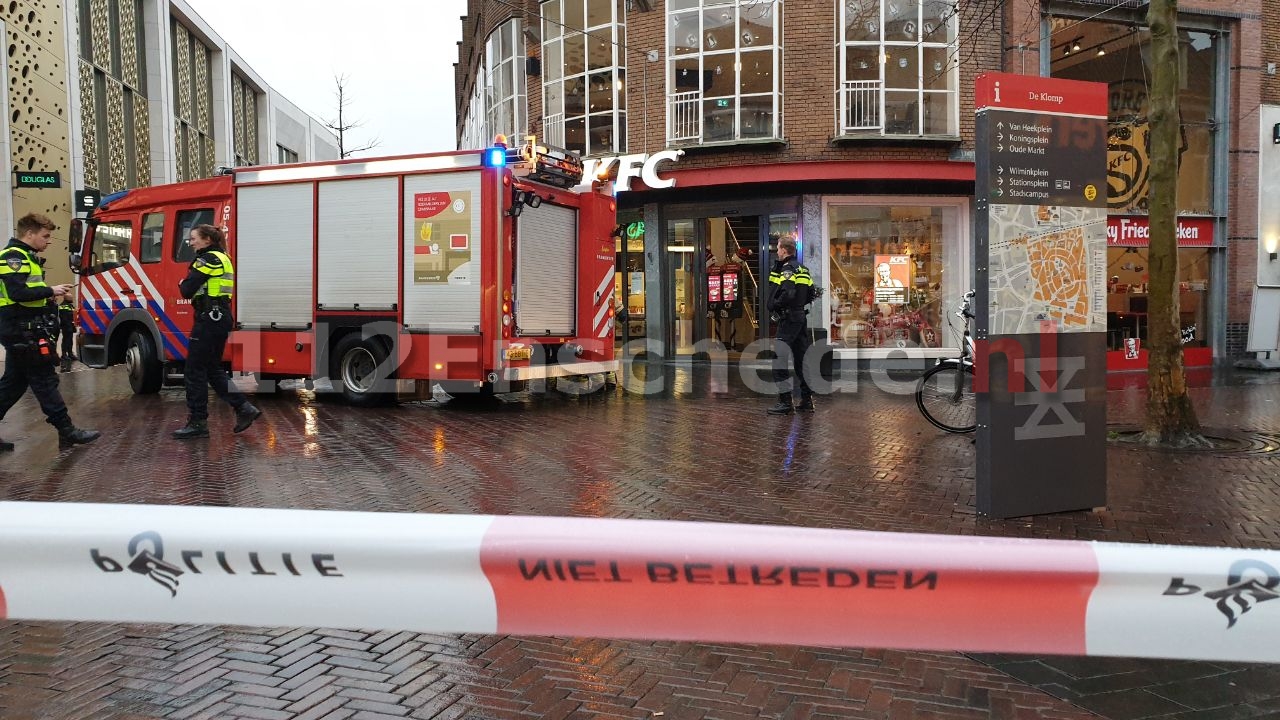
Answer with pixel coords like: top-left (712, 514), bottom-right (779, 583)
top-left (325, 74), bottom-right (380, 159)
top-left (1142, 0), bottom-right (1204, 446)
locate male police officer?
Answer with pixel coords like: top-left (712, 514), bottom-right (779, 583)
top-left (56, 295), bottom-right (75, 373)
top-left (766, 234), bottom-right (816, 415)
top-left (0, 213), bottom-right (100, 450)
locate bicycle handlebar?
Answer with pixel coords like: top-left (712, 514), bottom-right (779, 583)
top-left (956, 289), bottom-right (976, 320)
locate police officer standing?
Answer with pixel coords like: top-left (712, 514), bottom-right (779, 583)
top-left (766, 234), bottom-right (816, 415)
top-left (171, 224), bottom-right (260, 439)
top-left (0, 213), bottom-right (100, 450)
top-left (56, 293), bottom-right (75, 373)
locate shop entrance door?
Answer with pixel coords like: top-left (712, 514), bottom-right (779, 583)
top-left (665, 213), bottom-right (797, 358)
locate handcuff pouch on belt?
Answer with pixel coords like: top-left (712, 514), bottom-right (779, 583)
top-left (193, 295), bottom-right (230, 322)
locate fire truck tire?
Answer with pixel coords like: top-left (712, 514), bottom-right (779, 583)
top-left (332, 333), bottom-right (394, 407)
top-left (125, 330), bottom-right (163, 395)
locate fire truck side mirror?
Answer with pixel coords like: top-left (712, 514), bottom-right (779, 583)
top-left (68, 220), bottom-right (84, 274)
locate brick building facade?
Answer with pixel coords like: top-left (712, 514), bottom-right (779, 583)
top-left (455, 0), bottom-right (1264, 367)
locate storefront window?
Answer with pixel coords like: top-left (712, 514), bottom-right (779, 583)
top-left (1105, 247), bottom-right (1209, 352)
top-left (826, 201), bottom-right (966, 350)
top-left (1050, 20), bottom-right (1217, 215)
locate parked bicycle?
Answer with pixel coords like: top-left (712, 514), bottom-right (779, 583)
top-left (915, 290), bottom-right (976, 433)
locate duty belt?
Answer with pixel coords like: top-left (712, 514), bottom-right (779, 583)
top-left (193, 296), bottom-right (230, 321)
top-left (193, 296), bottom-right (230, 309)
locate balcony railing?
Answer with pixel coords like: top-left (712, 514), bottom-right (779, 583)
top-left (667, 91), bottom-right (701, 144)
top-left (542, 113), bottom-right (565, 148)
top-left (840, 80), bottom-right (882, 133)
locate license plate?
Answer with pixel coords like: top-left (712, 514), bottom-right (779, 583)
top-left (504, 346), bottom-right (532, 361)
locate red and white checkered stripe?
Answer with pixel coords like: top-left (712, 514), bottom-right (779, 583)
top-left (78, 257), bottom-right (165, 310)
top-left (592, 267), bottom-right (616, 339)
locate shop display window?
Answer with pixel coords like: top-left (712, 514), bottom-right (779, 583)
top-left (1050, 19), bottom-right (1217, 215)
top-left (826, 202), bottom-right (966, 350)
top-left (1105, 247), bottom-right (1210, 352)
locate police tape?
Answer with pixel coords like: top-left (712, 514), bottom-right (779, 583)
top-left (0, 501), bottom-right (1277, 663)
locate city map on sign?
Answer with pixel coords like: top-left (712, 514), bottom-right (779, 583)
top-left (987, 203), bottom-right (1107, 335)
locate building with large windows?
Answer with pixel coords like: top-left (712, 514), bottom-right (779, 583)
top-left (0, 0), bottom-right (339, 288)
top-left (455, 0), bottom-right (1264, 368)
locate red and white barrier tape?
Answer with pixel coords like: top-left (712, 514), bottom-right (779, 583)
top-left (0, 502), bottom-right (1276, 663)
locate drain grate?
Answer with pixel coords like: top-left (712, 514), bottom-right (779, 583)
top-left (1107, 425), bottom-right (1280, 455)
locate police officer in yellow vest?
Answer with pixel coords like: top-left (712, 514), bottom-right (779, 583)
top-left (766, 234), bottom-right (816, 415)
top-left (0, 213), bottom-right (100, 450)
top-left (171, 224), bottom-right (260, 439)
top-left (56, 295), bottom-right (75, 373)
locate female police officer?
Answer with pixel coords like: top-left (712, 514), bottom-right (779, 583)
top-left (171, 224), bottom-right (261, 439)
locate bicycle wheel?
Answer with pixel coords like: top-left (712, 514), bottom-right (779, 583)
top-left (916, 363), bottom-right (976, 433)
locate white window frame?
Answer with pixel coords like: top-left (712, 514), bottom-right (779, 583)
top-left (460, 67), bottom-right (487, 150)
top-left (540, 0), bottom-right (627, 157)
top-left (837, 0), bottom-right (960, 138)
top-left (484, 19), bottom-right (527, 144)
top-left (665, 0), bottom-right (784, 146)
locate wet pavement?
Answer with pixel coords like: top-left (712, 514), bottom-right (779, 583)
top-left (2, 361), bottom-right (1280, 719)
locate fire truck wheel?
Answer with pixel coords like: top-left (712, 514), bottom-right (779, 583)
top-left (124, 330), bottom-right (163, 394)
top-left (332, 333), bottom-right (394, 407)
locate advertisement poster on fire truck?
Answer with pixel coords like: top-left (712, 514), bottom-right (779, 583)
top-left (872, 254), bottom-right (910, 305)
top-left (413, 191), bottom-right (473, 284)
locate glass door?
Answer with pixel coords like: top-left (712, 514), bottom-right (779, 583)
top-left (708, 216), bottom-right (761, 353)
top-left (759, 213), bottom-right (798, 350)
top-left (667, 219), bottom-right (699, 355)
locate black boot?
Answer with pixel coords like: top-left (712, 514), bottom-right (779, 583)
top-left (58, 426), bottom-right (101, 446)
top-left (60, 357), bottom-right (73, 373)
top-left (172, 420), bottom-right (209, 439)
top-left (767, 393), bottom-right (794, 415)
top-left (233, 403), bottom-right (261, 433)
top-left (796, 396), bottom-right (815, 412)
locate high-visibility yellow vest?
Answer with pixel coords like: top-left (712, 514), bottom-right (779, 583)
top-left (193, 250), bottom-right (234, 299)
top-left (0, 246), bottom-right (52, 310)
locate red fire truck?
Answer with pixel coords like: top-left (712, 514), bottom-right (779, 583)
top-left (68, 140), bottom-right (618, 404)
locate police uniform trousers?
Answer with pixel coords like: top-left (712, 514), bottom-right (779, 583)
top-left (772, 314), bottom-right (813, 400)
top-left (0, 337), bottom-right (71, 428)
top-left (185, 310), bottom-right (247, 422)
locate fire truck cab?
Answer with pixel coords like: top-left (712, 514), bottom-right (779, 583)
top-left (69, 140), bottom-right (618, 404)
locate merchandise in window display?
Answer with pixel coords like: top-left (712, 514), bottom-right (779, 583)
top-left (830, 241), bottom-right (941, 350)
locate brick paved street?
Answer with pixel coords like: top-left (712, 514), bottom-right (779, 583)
top-left (1, 362), bottom-right (1279, 719)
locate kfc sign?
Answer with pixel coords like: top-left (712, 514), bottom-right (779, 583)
top-left (578, 150), bottom-right (684, 192)
top-left (1107, 216), bottom-right (1214, 247)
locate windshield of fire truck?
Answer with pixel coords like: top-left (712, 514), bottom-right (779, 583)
top-left (86, 221), bottom-right (132, 274)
